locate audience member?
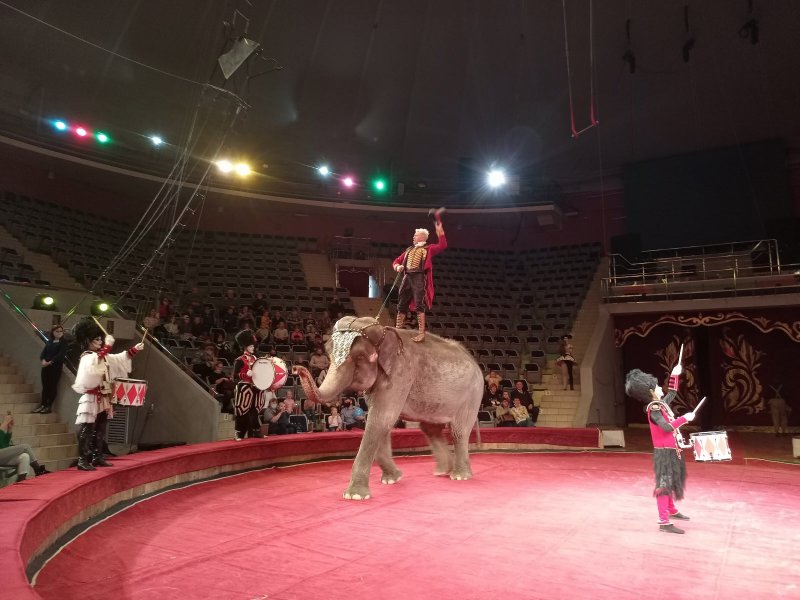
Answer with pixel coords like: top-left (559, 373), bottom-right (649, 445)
top-left (1, 413), bottom-right (49, 482)
top-left (495, 396), bottom-right (515, 427)
top-left (158, 296), bottom-right (173, 320)
top-left (510, 379), bottom-right (539, 423)
top-left (206, 361), bottom-right (234, 413)
top-left (264, 399), bottom-right (293, 435)
top-left (273, 320), bottom-right (289, 344)
top-left (164, 315), bottom-right (180, 338)
top-left (340, 397), bottom-right (366, 430)
top-left (34, 324), bottom-right (67, 414)
top-left (221, 306), bottom-right (238, 333)
top-left (485, 369), bottom-right (502, 390)
top-left (143, 308), bottom-right (160, 330)
top-left (328, 295), bottom-right (344, 320)
top-left (482, 382), bottom-right (502, 411)
top-left (309, 347), bottom-right (330, 378)
top-left (510, 397), bottom-right (534, 427)
top-left (327, 406), bottom-right (344, 431)
top-left (283, 390), bottom-right (297, 415)
top-left (290, 325), bottom-right (305, 345)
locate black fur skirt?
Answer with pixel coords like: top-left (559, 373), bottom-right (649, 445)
top-left (653, 448), bottom-right (687, 500)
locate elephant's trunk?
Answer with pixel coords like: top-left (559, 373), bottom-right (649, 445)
top-left (294, 364), bottom-right (353, 405)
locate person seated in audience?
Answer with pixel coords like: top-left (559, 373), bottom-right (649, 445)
top-left (290, 324), bottom-right (305, 345)
top-left (190, 315), bottom-right (207, 338)
top-left (327, 406), bottom-right (344, 431)
top-left (192, 350), bottom-right (216, 383)
top-left (238, 305), bottom-right (254, 330)
top-left (273, 320), bottom-right (290, 344)
top-left (223, 288), bottom-right (237, 304)
top-left (303, 396), bottom-right (321, 430)
top-left (143, 308), bottom-right (160, 330)
top-left (256, 320), bottom-right (272, 342)
top-left (317, 309), bottom-right (332, 333)
top-left (251, 292), bottom-right (267, 316)
top-left (1, 413), bottom-right (49, 482)
top-left (482, 382), bottom-right (502, 411)
top-left (328, 295), bottom-right (344, 320)
top-left (271, 309), bottom-right (284, 327)
top-left (212, 330), bottom-right (234, 362)
top-left (485, 369), bottom-right (502, 390)
top-left (316, 368), bottom-right (328, 387)
top-left (158, 296), bottom-right (173, 320)
top-left (206, 361), bottom-right (234, 413)
top-left (283, 390), bottom-right (297, 415)
top-left (309, 346), bottom-right (330, 378)
top-left (510, 379), bottom-right (540, 424)
top-left (164, 315), bottom-right (180, 338)
top-left (178, 314), bottom-right (194, 340)
top-left (495, 395), bottom-right (516, 427)
top-left (263, 399), bottom-right (293, 435)
top-left (510, 397), bottom-right (534, 427)
top-left (340, 396), bottom-right (366, 430)
top-left (287, 308), bottom-right (303, 330)
top-left (221, 306), bottom-right (238, 333)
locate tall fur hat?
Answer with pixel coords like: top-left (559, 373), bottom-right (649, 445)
top-left (235, 329), bottom-right (257, 352)
top-left (72, 317), bottom-right (103, 349)
top-left (624, 369), bottom-right (658, 403)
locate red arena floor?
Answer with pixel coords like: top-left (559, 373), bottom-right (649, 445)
top-left (29, 452), bottom-right (800, 600)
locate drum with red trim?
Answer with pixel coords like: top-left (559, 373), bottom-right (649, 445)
top-left (689, 431), bottom-right (732, 462)
top-left (252, 357), bottom-right (289, 391)
top-left (112, 378), bottom-right (148, 406)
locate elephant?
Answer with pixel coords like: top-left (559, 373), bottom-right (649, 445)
top-left (293, 316), bottom-right (484, 500)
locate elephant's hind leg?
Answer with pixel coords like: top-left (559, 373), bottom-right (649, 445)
top-left (419, 422), bottom-right (453, 476)
top-left (449, 414), bottom-right (476, 481)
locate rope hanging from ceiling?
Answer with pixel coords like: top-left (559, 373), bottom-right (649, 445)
top-left (561, 0), bottom-right (599, 139)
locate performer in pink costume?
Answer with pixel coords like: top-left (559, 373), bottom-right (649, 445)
top-left (625, 360), bottom-right (696, 534)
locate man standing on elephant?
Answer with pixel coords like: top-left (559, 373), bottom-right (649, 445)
top-left (393, 218), bottom-right (447, 342)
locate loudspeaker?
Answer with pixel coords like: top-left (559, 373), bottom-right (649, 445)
top-left (610, 233), bottom-right (641, 261)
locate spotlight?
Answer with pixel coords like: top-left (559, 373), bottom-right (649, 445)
top-left (373, 178), bottom-right (387, 192)
top-left (343, 177), bottom-right (355, 188)
top-left (318, 165), bottom-right (330, 176)
top-left (487, 169), bottom-right (506, 188)
top-left (90, 300), bottom-right (110, 316)
top-left (33, 294), bottom-right (57, 311)
top-left (53, 120), bottom-right (68, 131)
top-left (234, 163), bottom-right (251, 176)
top-left (216, 159), bottom-right (234, 173)
top-left (75, 127), bottom-right (88, 137)
top-left (96, 132), bottom-right (109, 143)
top-left (150, 135), bottom-right (164, 146)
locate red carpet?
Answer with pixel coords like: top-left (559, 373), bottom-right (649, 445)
top-left (33, 453), bottom-right (800, 600)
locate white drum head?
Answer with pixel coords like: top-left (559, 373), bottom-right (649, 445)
top-left (251, 358), bottom-right (276, 391)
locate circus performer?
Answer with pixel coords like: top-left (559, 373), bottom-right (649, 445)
top-left (232, 329), bottom-right (266, 440)
top-left (392, 208), bottom-right (447, 342)
top-left (72, 318), bottom-right (144, 471)
top-left (625, 363), bottom-right (695, 534)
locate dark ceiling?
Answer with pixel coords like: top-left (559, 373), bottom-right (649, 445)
top-left (1, 0), bottom-right (799, 197)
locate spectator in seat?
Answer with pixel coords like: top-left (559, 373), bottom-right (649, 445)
top-left (287, 308), bottom-right (303, 330)
top-left (273, 320), bottom-right (290, 344)
top-left (1, 413), bottom-right (49, 482)
top-left (485, 369), bottom-right (502, 390)
top-left (309, 346), bottom-right (330, 378)
top-left (317, 310), bottom-right (332, 333)
top-left (190, 315), bottom-right (207, 338)
top-left (482, 382), bottom-right (502, 411)
top-left (328, 295), bottom-right (344, 320)
top-left (327, 406), bottom-right (344, 431)
top-left (495, 395), bottom-right (516, 427)
top-left (290, 324), bottom-right (305, 345)
top-left (264, 399), bottom-right (293, 435)
top-left (340, 397), bottom-right (366, 430)
top-left (143, 308), bottom-right (160, 330)
top-left (511, 397), bottom-right (534, 427)
top-left (206, 361), bottom-right (234, 413)
top-left (510, 379), bottom-right (538, 423)
top-left (283, 389), bottom-right (297, 415)
top-left (256, 320), bottom-right (272, 342)
top-left (158, 296), bottom-right (173, 320)
top-left (251, 292), bottom-right (267, 316)
top-left (164, 315), bottom-right (180, 338)
top-left (221, 306), bottom-right (238, 333)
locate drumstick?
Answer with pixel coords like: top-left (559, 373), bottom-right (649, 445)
top-left (677, 343), bottom-right (684, 367)
top-left (91, 315), bottom-right (110, 337)
top-left (693, 396), bottom-right (707, 414)
top-left (141, 328), bottom-right (148, 344)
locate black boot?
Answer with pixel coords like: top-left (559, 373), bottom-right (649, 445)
top-left (77, 423), bottom-right (96, 471)
top-left (92, 413), bottom-right (113, 467)
top-left (32, 462), bottom-right (50, 476)
top-left (659, 523), bottom-right (685, 534)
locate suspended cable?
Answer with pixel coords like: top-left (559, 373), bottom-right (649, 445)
top-left (562, 0), bottom-right (598, 138)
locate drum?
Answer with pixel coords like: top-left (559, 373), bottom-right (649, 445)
top-left (252, 357), bottom-right (289, 391)
top-left (689, 431), bottom-right (732, 462)
top-left (112, 378), bottom-right (148, 406)
top-left (251, 358), bottom-right (276, 391)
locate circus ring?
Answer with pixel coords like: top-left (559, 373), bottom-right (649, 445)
top-left (2, 428), bottom-right (798, 600)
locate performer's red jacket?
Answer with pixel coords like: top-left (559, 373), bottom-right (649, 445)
top-left (392, 233), bottom-right (447, 311)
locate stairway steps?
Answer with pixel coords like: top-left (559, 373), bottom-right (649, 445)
top-left (16, 432), bottom-right (76, 448)
top-left (0, 382), bottom-right (33, 393)
top-left (0, 392), bottom-right (40, 404)
top-left (35, 443), bottom-right (79, 461)
top-left (10, 422), bottom-right (70, 437)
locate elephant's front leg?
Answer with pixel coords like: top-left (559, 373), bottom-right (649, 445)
top-left (376, 429), bottom-right (403, 485)
top-left (343, 403), bottom-right (401, 500)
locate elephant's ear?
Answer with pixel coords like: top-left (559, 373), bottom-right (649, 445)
top-left (364, 326), bottom-right (403, 377)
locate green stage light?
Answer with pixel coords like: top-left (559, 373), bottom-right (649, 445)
top-left (372, 178), bottom-right (388, 194)
top-left (96, 132), bottom-right (110, 143)
top-left (33, 294), bottom-right (57, 311)
top-left (90, 300), bottom-right (110, 316)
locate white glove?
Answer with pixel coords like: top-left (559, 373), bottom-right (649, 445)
top-left (394, 264), bottom-right (404, 273)
top-left (683, 411), bottom-right (695, 422)
top-left (134, 342), bottom-right (145, 352)
top-left (246, 369), bottom-right (253, 377)
top-left (671, 364), bottom-right (683, 377)
top-left (104, 335), bottom-right (115, 346)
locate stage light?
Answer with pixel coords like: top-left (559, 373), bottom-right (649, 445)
top-left (343, 177), bottom-right (355, 188)
top-left (53, 120), bottom-right (68, 131)
top-left (318, 165), bottom-right (330, 176)
top-left (96, 132), bottom-right (109, 143)
top-left (487, 169), bottom-right (506, 188)
top-left (75, 127), bottom-right (88, 137)
top-left (373, 178), bottom-right (387, 192)
top-left (216, 159), bottom-right (234, 173)
top-left (234, 163), bottom-right (251, 176)
top-left (32, 294), bottom-right (57, 311)
top-left (150, 135), bottom-right (163, 146)
top-left (90, 300), bottom-right (110, 316)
